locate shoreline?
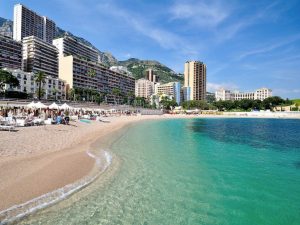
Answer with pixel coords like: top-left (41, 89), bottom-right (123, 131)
top-left (0, 115), bottom-right (169, 214)
top-left (1, 114), bottom-right (300, 221)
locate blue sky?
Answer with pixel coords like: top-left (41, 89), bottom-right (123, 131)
top-left (1, 0), bottom-right (300, 99)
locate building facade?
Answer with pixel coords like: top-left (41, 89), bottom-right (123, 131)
top-left (254, 88), bottom-right (272, 101)
top-left (53, 35), bottom-right (98, 62)
top-left (184, 61), bottom-right (206, 101)
top-left (13, 4), bottom-right (56, 43)
top-left (0, 35), bottom-right (22, 69)
top-left (215, 88), bottom-right (233, 101)
top-left (22, 36), bottom-right (58, 78)
top-left (145, 69), bottom-right (159, 83)
top-left (59, 55), bottom-right (135, 103)
top-left (3, 68), bottom-right (66, 100)
top-left (156, 82), bottom-right (181, 105)
top-left (215, 88), bottom-right (272, 101)
top-left (135, 78), bottom-right (155, 99)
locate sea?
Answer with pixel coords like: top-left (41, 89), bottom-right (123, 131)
top-left (12, 118), bottom-right (300, 224)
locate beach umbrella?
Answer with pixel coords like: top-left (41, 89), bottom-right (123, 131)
top-left (35, 101), bottom-right (47, 109)
top-left (49, 102), bottom-right (59, 110)
top-left (26, 101), bottom-right (36, 108)
top-left (60, 103), bottom-right (72, 110)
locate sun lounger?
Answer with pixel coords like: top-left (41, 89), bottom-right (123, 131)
top-left (0, 125), bottom-right (16, 132)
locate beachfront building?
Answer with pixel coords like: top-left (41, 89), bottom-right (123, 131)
top-left (254, 88), bottom-right (272, 101)
top-left (215, 88), bottom-right (233, 101)
top-left (3, 68), bottom-right (66, 100)
top-left (145, 68), bottom-right (159, 83)
top-left (0, 35), bottom-right (22, 69)
top-left (215, 88), bottom-right (272, 101)
top-left (22, 36), bottom-right (58, 78)
top-left (13, 4), bottom-right (56, 43)
top-left (53, 35), bottom-right (98, 62)
top-left (156, 82), bottom-right (181, 105)
top-left (184, 61), bottom-right (206, 101)
top-left (58, 55), bottom-right (135, 103)
top-left (135, 78), bottom-right (155, 99)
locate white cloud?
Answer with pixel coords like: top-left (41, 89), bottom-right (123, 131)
top-left (170, 0), bottom-right (229, 27)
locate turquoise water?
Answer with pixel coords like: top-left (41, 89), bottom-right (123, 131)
top-left (18, 118), bottom-right (300, 224)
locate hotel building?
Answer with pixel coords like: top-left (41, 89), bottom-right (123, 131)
top-left (53, 36), bottom-right (98, 62)
top-left (22, 36), bottom-right (58, 77)
top-left (215, 88), bottom-right (233, 101)
top-left (0, 35), bottom-right (22, 69)
top-left (3, 68), bottom-right (66, 100)
top-left (13, 4), bottom-right (56, 43)
top-left (215, 88), bottom-right (272, 101)
top-left (156, 82), bottom-right (181, 105)
top-left (135, 78), bottom-right (155, 99)
top-left (184, 61), bottom-right (206, 101)
top-left (58, 55), bottom-right (135, 103)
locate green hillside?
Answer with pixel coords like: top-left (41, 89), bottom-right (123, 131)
top-left (118, 58), bottom-right (183, 83)
top-left (292, 99), bottom-right (300, 105)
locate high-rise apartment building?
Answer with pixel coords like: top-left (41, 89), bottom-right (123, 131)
top-left (184, 61), bottom-right (206, 101)
top-left (0, 35), bottom-right (22, 69)
top-left (135, 78), bottom-right (155, 99)
top-left (59, 55), bottom-right (135, 103)
top-left (156, 82), bottom-right (181, 105)
top-left (53, 36), bottom-right (98, 62)
top-left (145, 69), bottom-right (159, 83)
top-left (13, 4), bottom-right (56, 43)
top-left (22, 36), bottom-right (58, 77)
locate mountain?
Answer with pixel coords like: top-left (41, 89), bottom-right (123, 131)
top-left (0, 17), bottom-right (7, 26)
top-left (56, 27), bottom-right (118, 66)
top-left (0, 17), bottom-right (182, 83)
top-left (118, 58), bottom-right (183, 83)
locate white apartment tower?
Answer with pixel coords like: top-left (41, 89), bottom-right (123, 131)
top-left (184, 61), bottom-right (207, 101)
top-left (13, 4), bottom-right (56, 43)
top-left (135, 78), bottom-right (155, 99)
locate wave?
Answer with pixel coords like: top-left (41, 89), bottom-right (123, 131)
top-left (0, 150), bottom-right (112, 225)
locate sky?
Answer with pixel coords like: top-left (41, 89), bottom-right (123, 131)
top-left (1, 0), bottom-right (300, 99)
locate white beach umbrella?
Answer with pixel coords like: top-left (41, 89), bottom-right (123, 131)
top-left (49, 102), bottom-right (59, 110)
top-left (26, 101), bottom-right (36, 108)
top-left (35, 101), bottom-right (47, 109)
top-left (60, 103), bottom-right (72, 110)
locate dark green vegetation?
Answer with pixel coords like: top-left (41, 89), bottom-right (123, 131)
top-left (34, 71), bottom-right (46, 100)
top-left (0, 69), bottom-right (19, 93)
top-left (188, 96), bottom-right (293, 111)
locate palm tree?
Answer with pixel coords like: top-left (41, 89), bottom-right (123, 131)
top-left (34, 71), bottom-right (46, 100)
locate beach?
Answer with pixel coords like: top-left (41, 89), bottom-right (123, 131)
top-left (1, 113), bottom-right (300, 219)
top-left (0, 115), bottom-right (160, 213)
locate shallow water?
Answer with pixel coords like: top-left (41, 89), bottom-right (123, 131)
top-left (17, 118), bottom-right (300, 225)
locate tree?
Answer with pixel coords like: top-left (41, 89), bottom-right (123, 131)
top-left (52, 88), bottom-right (58, 100)
top-left (112, 88), bottom-right (121, 104)
top-left (34, 71), bottom-right (46, 100)
top-left (160, 96), bottom-right (177, 110)
top-left (0, 69), bottom-right (19, 93)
